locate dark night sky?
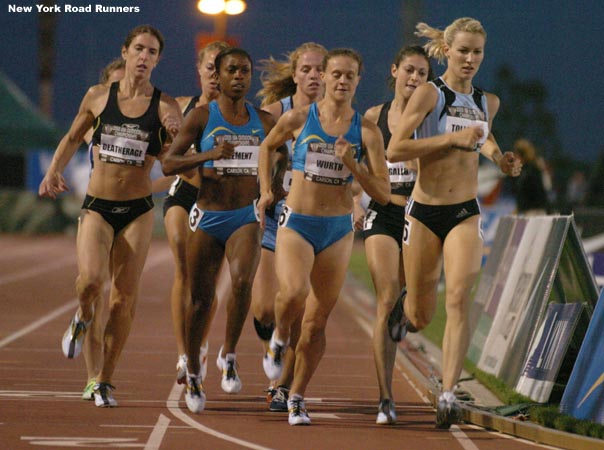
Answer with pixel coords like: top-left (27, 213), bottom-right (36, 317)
top-left (1, 0), bottom-right (603, 161)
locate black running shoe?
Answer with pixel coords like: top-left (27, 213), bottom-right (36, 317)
top-left (269, 386), bottom-right (289, 412)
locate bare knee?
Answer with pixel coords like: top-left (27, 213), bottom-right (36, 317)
top-left (109, 295), bottom-right (135, 320)
top-left (76, 273), bottom-right (103, 300)
top-left (444, 291), bottom-right (470, 322)
top-left (231, 275), bottom-right (254, 302)
top-left (406, 295), bottom-right (434, 331)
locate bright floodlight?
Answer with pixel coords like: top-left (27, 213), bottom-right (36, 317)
top-left (225, 0), bottom-right (246, 14)
top-left (198, 0), bottom-right (225, 15)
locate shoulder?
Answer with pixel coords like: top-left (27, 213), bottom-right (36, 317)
top-left (415, 82), bottom-right (438, 100)
top-left (361, 116), bottom-right (382, 141)
top-left (261, 100), bottom-right (283, 120)
top-left (85, 82), bottom-right (110, 101)
top-left (361, 116), bottom-right (381, 133)
top-left (159, 92), bottom-right (181, 115)
top-left (80, 83), bottom-right (111, 114)
top-left (281, 104), bottom-right (311, 128)
top-left (254, 106), bottom-right (278, 128)
top-left (364, 104), bottom-right (383, 124)
top-left (407, 82), bottom-right (439, 114)
top-left (484, 91), bottom-right (500, 115)
top-left (176, 95), bottom-right (194, 111)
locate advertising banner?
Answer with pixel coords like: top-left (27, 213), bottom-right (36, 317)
top-left (516, 302), bottom-right (583, 403)
top-left (469, 216), bottom-right (599, 398)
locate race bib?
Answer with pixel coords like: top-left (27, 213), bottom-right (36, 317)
top-left (98, 124), bottom-right (149, 167)
top-left (304, 142), bottom-right (351, 185)
top-left (188, 204), bottom-right (204, 231)
top-left (213, 135), bottom-right (260, 176)
top-left (445, 116), bottom-right (489, 151)
top-left (387, 161), bottom-right (415, 184)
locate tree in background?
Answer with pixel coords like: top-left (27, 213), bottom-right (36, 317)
top-left (492, 65), bottom-right (590, 211)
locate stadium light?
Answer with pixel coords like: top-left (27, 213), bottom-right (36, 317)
top-left (197, 0), bottom-right (246, 15)
top-left (225, 0), bottom-right (246, 14)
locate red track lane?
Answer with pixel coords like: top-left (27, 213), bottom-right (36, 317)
top-left (0, 234), bottom-right (557, 450)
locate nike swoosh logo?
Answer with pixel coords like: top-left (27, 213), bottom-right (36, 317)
top-left (299, 134), bottom-right (326, 145)
top-left (204, 126), bottom-right (236, 140)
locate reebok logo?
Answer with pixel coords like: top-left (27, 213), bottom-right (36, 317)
top-left (111, 207), bottom-right (131, 214)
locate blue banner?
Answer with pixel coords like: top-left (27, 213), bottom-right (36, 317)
top-left (560, 289), bottom-right (604, 424)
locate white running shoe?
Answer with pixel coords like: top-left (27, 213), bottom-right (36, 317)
top-left (376, 399), bottom-right (396, 425)
top-left (93, 382), bottom-right (117, 407)
top-left (176, 354), bottom-right (188, 384)
top-left (177, 343), bottom-right (208, 385)
top-left (82, 378), bottom-right (95, 401)
top-left (263, 333), bottom-right (287, 381)
top-left (61, 310), bottom-right (91, 359)
top-left (436, 390), bottom-right (462, 429)
top-left (288, 396), bottom-right (311, 425)
top-left (216, 346), bottom-right (242, 394)
top-left (185, 372), bottom-right (206, 414)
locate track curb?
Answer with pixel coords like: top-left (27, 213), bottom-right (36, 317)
top-left (342, 273), bottom-right (604, 450)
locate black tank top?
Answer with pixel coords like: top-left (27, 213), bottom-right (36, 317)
top-left (183, 95), bottom-right (200, 117)
top-left (92, 82), bottom-right (166, 165)
top-left (376, 101), bottom-right (392, 149)
top-left (377, 101), bottom-right (415, 197)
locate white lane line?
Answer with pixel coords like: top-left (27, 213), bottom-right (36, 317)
top-left (450, 425), bottom-right (481, 450)
top-left (0, 255), bottom-right (76, 286)
top-left (166, 383), bottom-right (276, 450)
top-left (144, 414), bottom-right (171, 450)
top-left (161, 263), bottom-right (282, 449)
top-left (0, 301), bottom-right (77, 348)
top-left (0, 249), bottom-right (170, 349)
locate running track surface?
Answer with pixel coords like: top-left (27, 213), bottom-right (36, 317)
top-left (0, 234), bottom-right (559, 450)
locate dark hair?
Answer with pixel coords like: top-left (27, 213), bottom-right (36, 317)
top-left (99, 58), bottom-right (125, 84)
top-left (324, 48), bottom-right (363, 74)
top-left (123, 24), bottom-right (165, 55)
top-left (214, 47), bottom-right (253, 73)
top-left (388, 45), bottom-right (434, 89)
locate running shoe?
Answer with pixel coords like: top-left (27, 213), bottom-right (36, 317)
top-left (61, 310), bottom-right (91, 359)
top-left (263, 333), bottom-right (287, 381)
top-left (216, 346), bottom-right (242, 394)
top-left (185, 372), bottom-right (206, 413)
top-left (269, 385), bottom-right (289, 412)
top-left (436, 390), bottom-right (462, 429)
top-left (266, 385), bottom-right (276, 403)
top-left (376, 399), bottom-right (396, 425)
top-left (388, 288), bottom-right (408, 342)
top-left (176, 354), bottom-right (188, 384)
top-left (177, 343), bottom-right (209, 384)
top-left (93, 382), bottom-right (117, 407)
top-left (288, 396), bottom-right (311, 426)
top-left (82, 378), bottom-right (96, 401)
